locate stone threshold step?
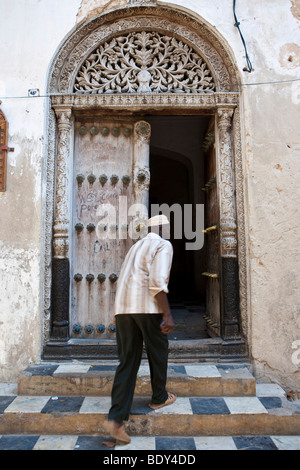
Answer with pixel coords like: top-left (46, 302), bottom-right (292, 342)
top-left (0, 394), bottom-right (299, 437)
top-left (18, 363), bottom-right (256, 397)
top-left (1, 434), bottom-right (300, 450)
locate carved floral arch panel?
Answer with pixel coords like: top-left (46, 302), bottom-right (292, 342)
top-left (48, 5), bottom-right (240, 94)
top-left (74, 30), bottom-right (216, 95)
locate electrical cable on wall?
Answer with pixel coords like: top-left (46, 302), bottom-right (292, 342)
top-left (1, 80), bottom-right (300, 101)
top-left (233, 0), bottom-right (253, 73)
top-left (0, 78), bottom-right (299, 101)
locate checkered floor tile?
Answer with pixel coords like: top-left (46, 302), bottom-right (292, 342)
top-left (1, 364), bottom-right (299, 450)
top-left (0, 434), bottom-right (299, 450)
top-left (0, 394), bottom-right (281, 415)
top-left (23, 363), bottom-right (254, 379)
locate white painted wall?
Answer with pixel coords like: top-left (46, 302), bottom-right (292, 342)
top-left (0, 0), bottom-right (299, 393)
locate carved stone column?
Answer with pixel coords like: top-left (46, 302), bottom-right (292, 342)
top-left (50, 107), bottom-right (73, 341)
top-left (217, 108), bottom-right (240, 340)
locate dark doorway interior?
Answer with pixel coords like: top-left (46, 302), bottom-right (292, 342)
top-left (147, 115), bottom-right (213, 340)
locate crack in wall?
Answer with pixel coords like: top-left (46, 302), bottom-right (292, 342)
top-left (76, 0), bottom-right (128, 24)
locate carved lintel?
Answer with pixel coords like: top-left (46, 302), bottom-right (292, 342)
top-left (217, 108), bottom-right (237, 258)
top-left (50, 93), bottom-right (239, 110)
top-left (53, 107), bottom-right (73, 259)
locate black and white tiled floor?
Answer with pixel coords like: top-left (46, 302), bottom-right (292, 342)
top-left (1, 365), bottom-right (299, 451)
top-left (0, 391), bottom-right (299, 450)
top-left (21, 363), bottom-right (254, 378)
top-left (0, 393), bottom-right (289, 416)
top-left (0, 434), bottom-right (299, 450)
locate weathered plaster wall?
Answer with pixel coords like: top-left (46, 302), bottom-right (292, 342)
top-left (0, 0), bottom-right (299, 393)
top-left (0, 0), bottom-right (81, 380)
top-left (76, 0), bottom-right (127, 23)
top-left (240, 2), bottom-right (300, 393)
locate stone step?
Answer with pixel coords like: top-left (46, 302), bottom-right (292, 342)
top-left (0, 386), bottom-right (299, 438)
top-left (18, 362), bottom-right (256, 397)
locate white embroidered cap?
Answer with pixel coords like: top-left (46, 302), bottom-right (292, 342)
top-left (147, 215), bottom-right (170, 227)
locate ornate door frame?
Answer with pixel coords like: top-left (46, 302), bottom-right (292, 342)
top-left (42, 4), bottom-right (249, 360)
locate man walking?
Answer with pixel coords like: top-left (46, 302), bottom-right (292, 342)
top-left (104, 214), bottom-right (176, 444)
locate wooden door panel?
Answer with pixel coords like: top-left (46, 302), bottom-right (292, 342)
top-left (71, 119), bottom-right (136, 338)
top-left (203, 120), bottom-right (221, 336)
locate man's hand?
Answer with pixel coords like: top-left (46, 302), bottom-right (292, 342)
top-left (160, 314), bottom-right (174, 334)
top-left (155, 291), bottom-right (174, 335)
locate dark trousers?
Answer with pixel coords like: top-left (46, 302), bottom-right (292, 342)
top-left (108, 314), bottom-right (169, 422)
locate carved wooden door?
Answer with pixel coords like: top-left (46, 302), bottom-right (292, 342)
top-left (71, 118), bottom-right (151, 339)
top-left (203, 119), bottom-right (221, 337)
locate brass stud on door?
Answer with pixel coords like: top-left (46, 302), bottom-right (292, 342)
top-left (112, 127), bottom-right (120, 137)
top-left (109, 273), bottom-right (118, 283)
top-left (97, 273), bottom-right (106, 283)
top-left (74, 273), bottom-right (83, 282)
top-left (75, 223), bottom-right (84, 233)
top-left (76, 174), bottom-right (85, 186)
top-left (110, 174), bottom-right (119, 185)
top-left (87, 223), bottom-right (96, 233)
top-left (97, 224), bottom-right (107, 234)
top-left (122, 175), bottom-right (131, 186)
top-left (79, 126), bottom-right (87, 135)
top-left (86, 274), bottom-right (95, 283)
top-left (137, 171), bottom-right (147, 183)
top-left (110, 224), bottom-right (118, 233)
top-left (121, 224), bottom-right (129, 233)
top-left (101, 127), bottom-right (110, 137)
top-left (97, 324), bottom-right (105, 334)
top-left (123, 128), bottom-right (132, 138)
top-left (90, 126), bottom-right (99, 136)
top-left (73, 324), bottom-right (82, 334)
top-left (87, 174), bottom-right (96, 184)
top-left (99, 174), bottom-right (108, 186)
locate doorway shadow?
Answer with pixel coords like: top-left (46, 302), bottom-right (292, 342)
top-left (147, 115), bottom-right (212, 341)
top-left (169, 300), bottom-right (208, 340)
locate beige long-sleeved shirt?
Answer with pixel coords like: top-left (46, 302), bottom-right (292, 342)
top-left (114, 232), bottom-right (173, 315)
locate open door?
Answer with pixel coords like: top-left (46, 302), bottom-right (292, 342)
top-left (71, 118), bottom-right (151, 338)
top-left (202, 118), bottom-right (221, 337)
top-left (148, 115), bottom-right (210, 340)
